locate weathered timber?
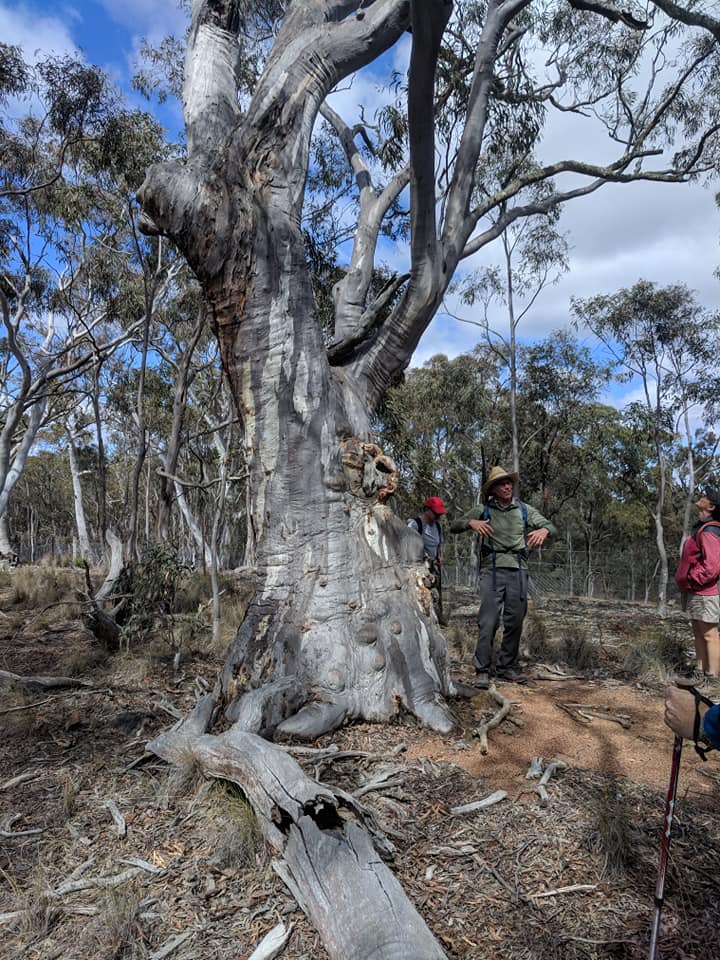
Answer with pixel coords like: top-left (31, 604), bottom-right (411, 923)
top-left (148, 721), bottom-right (447, 960)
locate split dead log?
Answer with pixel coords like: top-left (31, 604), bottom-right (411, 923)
top-left (473, 685), bottom-right (512, 754)
top-left (147, 716), bottom-right (447, 960)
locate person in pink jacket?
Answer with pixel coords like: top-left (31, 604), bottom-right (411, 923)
top-left (675, 487), bottom-right (720, 687)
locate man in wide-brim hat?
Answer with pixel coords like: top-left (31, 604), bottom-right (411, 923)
top-left (451, 466), bottom-right (556, 688)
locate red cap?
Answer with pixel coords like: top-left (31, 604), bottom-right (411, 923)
top-left (423, 496), bottom-right (446, 515)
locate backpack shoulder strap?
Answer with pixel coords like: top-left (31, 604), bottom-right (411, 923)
top-left (518, 500), bottom-right (528, 531)
top-left (482, 505), bottom-right (490, 522)
top-left (697, 520), bottom-right (720, 539)
top-left (413, 516), bottom-right (423, 533)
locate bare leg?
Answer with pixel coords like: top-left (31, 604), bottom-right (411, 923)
top-left (691, 620), bottom-right (720, 675)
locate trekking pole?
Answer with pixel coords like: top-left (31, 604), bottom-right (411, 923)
top-left (648, 734), bottom-right (683, 960)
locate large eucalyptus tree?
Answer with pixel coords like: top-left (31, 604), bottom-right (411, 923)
top-left (138, 0), bottom-right (720, 739)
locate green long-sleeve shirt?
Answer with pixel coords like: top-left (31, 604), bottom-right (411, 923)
top-left (449, 498), bottom-right (557, 570)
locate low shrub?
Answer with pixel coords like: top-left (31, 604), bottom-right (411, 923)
top-left (559, 623), bottom-right (600, 671)
top-left (522, 609), bottom-right (555, 661)
top-left (623, 623), bottom-right (689, 682)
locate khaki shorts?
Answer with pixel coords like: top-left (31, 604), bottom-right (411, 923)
top-left (686, 593), bottom-right (720, 623)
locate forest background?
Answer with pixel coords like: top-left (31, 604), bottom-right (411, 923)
top-left (2, 0), bottom-right (720, 615)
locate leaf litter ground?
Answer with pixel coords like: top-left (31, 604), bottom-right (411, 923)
top-left (1, 577), bottom-right (719, 960)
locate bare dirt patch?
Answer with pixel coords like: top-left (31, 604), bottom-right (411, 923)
top-left (1, 575), bottom-right (719, 960)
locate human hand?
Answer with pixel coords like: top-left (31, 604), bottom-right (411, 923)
top-left (469, 519), bottom-right (493, 536)
top-left (526, 527), bottom-right (549, 549)
top-left (664, 686), bottom-right (705, 740)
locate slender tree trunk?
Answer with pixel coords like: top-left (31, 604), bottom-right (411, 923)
top-left (680, 405), bottom-right (696, 552)
top-left (654, 440), bottom-right (669, 617)
top-left (91, 364), bottom-right (108, 545)
top-left (0, 397), bottom-right (47, 550)
top-left (128, 310), bottom-right (151, 559)
top-left (503, 232), bottom-right (520, 483)
top-left (66, 425), bottom-right (93, 560)
top-left (156, 307), bottom-right (205, 541)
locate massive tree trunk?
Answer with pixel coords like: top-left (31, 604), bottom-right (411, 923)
top-left (138, 1), bottom-right (457, 738)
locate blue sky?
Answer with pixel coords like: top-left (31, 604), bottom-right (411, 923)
top-left (3, 0), bottom-right (720, 412)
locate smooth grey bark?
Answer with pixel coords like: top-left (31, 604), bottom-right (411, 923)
top-left (66, 417), bottom-right (93, 561)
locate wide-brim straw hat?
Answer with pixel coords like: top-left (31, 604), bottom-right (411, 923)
top-left (482, 466), bottom-right (518, 499)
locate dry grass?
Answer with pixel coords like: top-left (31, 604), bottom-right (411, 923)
top-left (12, 865), bottom-right (59, 941)
top-left (156, 753), bottom-right (206, 808)
top-left (9, 566), bottom-right (83, 612)
top-left (80, 884), bottom-right (146, 960)
top-left (203, 781), bottom-right (265, 871)
top-left (61, 775), bottom-right (79, 819)
top-left (584, 781), bottom-right (636, 880)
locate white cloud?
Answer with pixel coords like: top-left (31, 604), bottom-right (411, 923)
top-left (0, 1), bottom-right (80, 59)
top-left (95, 0), bottom-right (187, 47)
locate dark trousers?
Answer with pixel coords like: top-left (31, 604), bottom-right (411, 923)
top-left (474, 568), bottom-right (528, 672)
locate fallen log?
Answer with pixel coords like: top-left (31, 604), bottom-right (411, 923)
top-left (148, 718), bottom-right (447, 960)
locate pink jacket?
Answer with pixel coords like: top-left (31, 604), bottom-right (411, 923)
top-left (675, 521), bottom-right (720, 595)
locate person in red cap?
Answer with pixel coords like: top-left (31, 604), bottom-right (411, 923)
top-left (408, 497), bottom-right (447, 566)
top-left (409, 497), bottom-right (447, 622)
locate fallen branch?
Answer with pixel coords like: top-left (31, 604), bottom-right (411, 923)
top-left (0, 688), bottom-right (106, 716)
top-left (105, 799), bottom-right (127, 838)
top-left (0, 770), bottom-right (42, 791)
top-left (0, 670), bottom-right (91, 692)
top-left (563, 703), bottom-right (632, 729)
top-left (525, 757), bottom-right (543, 779)
top-left (248, 922), bottom-right (293, 960)
top-left (1, 814), bottom-right (44, 837)
top-left (473, 685), bottom-right (512, 754)
top-left (531, 883), bottom-right (597, 899)
top-left (450, 790), bottom-right (508, 816)
top-left (352, 765), bottom-right (407, 799)
top-left (149, 930), bottom-right (195, 960)
top-left (53, 867), bottom-right (142, 897)
top-left (119, 857), bottom-right (163, 875)
top-left (517, 759), bottom-right (567, 805)
top-left (533, 664), bottom-right (580, 681)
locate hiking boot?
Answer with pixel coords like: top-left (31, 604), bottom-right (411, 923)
top-left (495, 667), bottom-right (526, 684)
top-left (474, 670), bottom-right (490, 690)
